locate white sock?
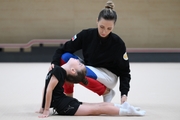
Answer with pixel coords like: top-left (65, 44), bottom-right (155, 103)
top-left (119, 108), bottom-right (129, 116)
top-left (127, 106), bottom-right (145, 116)
top-left (103, 89), bottom-right (115, 102)
top-left (121, 102), bottom-right (130, 109)
top-left (114, 103), bottom-right (122, 108)
top-left (119, 106), bottom-right (145, 116)
top-left (114, 102), bottom-right (141, 111)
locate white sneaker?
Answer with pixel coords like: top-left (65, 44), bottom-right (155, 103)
top-left (103, 89), bottom-right (115, 102)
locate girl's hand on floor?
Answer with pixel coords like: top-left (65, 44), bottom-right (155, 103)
top-left (35, 108), bottom-right (44, 114)
top-left (38, 109), bottom-right (50, 118)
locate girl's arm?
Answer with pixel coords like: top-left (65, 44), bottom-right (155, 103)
top-left (36, 87), bottom-right (45, 113)
top-left (38, 75), bottom-right (58, 118)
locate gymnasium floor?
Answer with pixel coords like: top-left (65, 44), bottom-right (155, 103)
top-left (0, 62), bottom-right (180, 120)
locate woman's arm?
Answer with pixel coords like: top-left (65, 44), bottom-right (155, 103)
top-left (51, 30), bottom-right (85, 66)
top-left (117, 42), bottom-right (131, 104)
top-left (38, 75), bottom-right (58, 118)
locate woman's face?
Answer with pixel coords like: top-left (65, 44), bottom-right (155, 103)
top-left (97, 18), bottom-right (115, 38)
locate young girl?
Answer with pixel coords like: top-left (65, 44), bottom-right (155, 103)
top-left (37, 58), bottom-right (145, 118)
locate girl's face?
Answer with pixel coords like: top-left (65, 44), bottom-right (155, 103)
top-left (97, 18), bottom-right (115, 38)
top-left (68, 58), bottom-right (86, 73)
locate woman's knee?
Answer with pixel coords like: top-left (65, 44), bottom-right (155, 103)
top-left (98, 78), bottom-right (118, 89)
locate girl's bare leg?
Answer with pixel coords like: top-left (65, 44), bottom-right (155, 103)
top-left (74, 102), bottom-right (119, 116)
top-left (75, 102), bottom-right (146, 116)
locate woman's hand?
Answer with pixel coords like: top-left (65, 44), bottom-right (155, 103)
top-left (121, 95), bottom-right (127, 104)
top-left (49, 64), bottom-right (54, 71)
top-left (38, 109), bottom-right (50, 118)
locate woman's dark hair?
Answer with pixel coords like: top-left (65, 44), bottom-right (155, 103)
top-left (66, 68), bottom-right (88, 85)
top-left (98, 1), bottom-right (117, 24)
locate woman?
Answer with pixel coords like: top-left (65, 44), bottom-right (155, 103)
top-left (37, 58), bottom-right (145, 118)
top-left (50, 1), bottom-right (131, 103)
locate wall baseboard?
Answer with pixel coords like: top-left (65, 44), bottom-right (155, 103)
top-left (0, 46), bottom-right (180, 62)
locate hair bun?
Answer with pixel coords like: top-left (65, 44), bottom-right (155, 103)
top-left (105, 1), bottom-right (115, 10)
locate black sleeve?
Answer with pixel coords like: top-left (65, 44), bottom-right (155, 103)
top-left (51, 30), bottom-right (85, 65)
top-left (42, 66), bottom-right (65, 108)
top-left (51, 66), bottom-right (64, 81)
top-left (118, 42), bottom-right (131, 96)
